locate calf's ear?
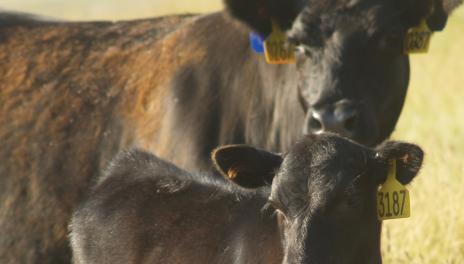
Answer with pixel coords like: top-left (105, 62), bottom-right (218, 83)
top-left (375, 141), bottom-right (424, 185)
top-left (223, 0), bottom-right (305, 34)
top-left (212, 145), bottom-right (283, 189)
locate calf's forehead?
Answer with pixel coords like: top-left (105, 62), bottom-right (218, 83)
top-left (274, 135), bottom-right (371, 191)
top-left (270, 135), bottom-right (375, 214)
top-left (287, 135), bottom-right (368, 166)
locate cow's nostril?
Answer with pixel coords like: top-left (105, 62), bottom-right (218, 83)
top-left (344, 114), bottom-right (358, 132)
top-left (309, 116), bottom-right (323, 131)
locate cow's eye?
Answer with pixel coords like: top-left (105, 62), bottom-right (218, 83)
top-left (382, 34), bottom-right (401, 45)
top-left (296, 45), bottom-right (316, 58)
top-left (376, 32), bottom-right (404, 53)
top-left (294, 45), bottom-right (306, 55)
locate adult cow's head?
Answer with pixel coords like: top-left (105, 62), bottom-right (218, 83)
top-left (225, 0), bottom-right (462, 146)
top-left (213, 133), bottom-right (424, 263)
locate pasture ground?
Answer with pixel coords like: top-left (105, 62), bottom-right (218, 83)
top-left (384, 6), bottom-right (464, 264)
top-left (2, 1), bottom-right (463, 263)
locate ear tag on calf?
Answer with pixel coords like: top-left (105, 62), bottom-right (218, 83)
top-left (377, 160), bottom-right (411, 220)
top-left (404, 20), bottom-right (433, 54)
top-left (249, 32), bottom-right (265, 54)
top-left (264, 21), bottom-right (295, 64)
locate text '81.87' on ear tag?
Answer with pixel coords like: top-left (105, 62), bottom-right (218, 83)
top-left (264, 21), bottom-right (295, 64)
top-left (404, 20), bottom-right (433, 54)
top-left (377, 160), bottom-right (411, 220)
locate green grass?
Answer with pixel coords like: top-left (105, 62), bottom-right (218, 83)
top-left (2, 1), bottom-right (464, 262)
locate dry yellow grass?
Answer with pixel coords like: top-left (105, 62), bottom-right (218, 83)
top-left (0, 0), bottom-right (222, 20)
top-left (384, 6), bottom-right (464, 264)
top-left (2, 1), bottom-right (463, 263)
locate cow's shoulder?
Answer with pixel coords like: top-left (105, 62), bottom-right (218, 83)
top-left (175, 11), bottom-right (248, 48)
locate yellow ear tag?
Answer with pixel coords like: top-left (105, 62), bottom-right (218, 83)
top-left (404, 20), bottom-right (433, 54)
top-left (264, 21), bottom-right (295, 64)
top-left (377, 160), bottom-right (411, 220)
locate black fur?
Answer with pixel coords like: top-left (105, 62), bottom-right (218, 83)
top-left (375, 140), bottom-right (424, 185)
top-left (224, 0), bottom-right (306, 33)
top-left (70, 134), bottom-right (424, 263)
top-left (2, 1), bottom-right (461, 262)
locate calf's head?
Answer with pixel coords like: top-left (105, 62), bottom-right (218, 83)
top-left (225, 0), bottom-right (462, 146)
top-left (213, 134), bottom-right (424, 263)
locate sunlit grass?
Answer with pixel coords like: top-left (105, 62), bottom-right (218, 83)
top-left (0, 0), bottom-right (222, 20)
top-left (384, 6), bottom-right (464, 264)
top-left (2, 1), bottom-right (463, 263)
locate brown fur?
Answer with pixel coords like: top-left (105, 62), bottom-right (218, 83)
top-left (3, 0), bottom-right (460, 260)
top-left (0, 14), bottom-right (202, 263)
top-left (69, 135), bottom-right (424, 264)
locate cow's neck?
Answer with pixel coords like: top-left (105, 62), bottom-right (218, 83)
top-left (130, 12), bottom-right (304, 172)
top-left (219, 12), bottom-right (304, 152)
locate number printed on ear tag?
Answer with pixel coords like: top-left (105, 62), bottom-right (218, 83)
top-left (377, 160), bottom-right (411, 220)
top-left (404, 20), bottom-right (433, 54)
top-left (264, 21), bottom-right (295, 64)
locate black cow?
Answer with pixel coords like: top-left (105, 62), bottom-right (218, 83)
top-left (0, 0), bottom-right (461, 262)
top-left (70, 133), bottom-right (424, 264)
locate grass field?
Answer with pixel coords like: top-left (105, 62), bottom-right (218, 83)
top-left (2, 1), bottom-right (463, 263)
top-left (0, 0), bottom-right (222, 20)
top-left (384, 7), bottom-right (464, 264)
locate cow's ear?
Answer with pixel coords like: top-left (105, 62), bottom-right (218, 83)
top-left (426, 0), bottom-right (463, 31)
top-left (375, 141), bottom-right (424, 185)
top-left (402, 0), bottom-right (463, 31)
top-left (212, 145), bottom-right (283, 189)
top-left (224, 0), bottom-right (305, 34)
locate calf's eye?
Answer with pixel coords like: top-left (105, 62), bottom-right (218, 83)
top-left (270, 200), bottom-right (284, 211)
top-left (334, 191), bottom-right (363, 216)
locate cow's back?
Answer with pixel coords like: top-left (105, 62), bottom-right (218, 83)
top-left (0, 13), bottom-right (194, 263)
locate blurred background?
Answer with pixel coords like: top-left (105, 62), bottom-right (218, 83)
top-left (0, 0), bottom-right (222, 20)
top-left (1, 1), bottom-right (463, 263)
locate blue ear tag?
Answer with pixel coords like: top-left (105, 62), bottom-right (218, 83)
top-left (249, 32), bottom-right (265, 54)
